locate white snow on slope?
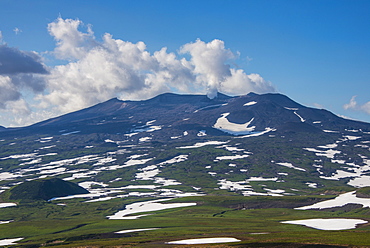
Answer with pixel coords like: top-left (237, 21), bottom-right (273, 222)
top-left (159, 155), bottom-right (188, 165)
top-left (303, 148), bottom-right (341, 159)
top-left (115, 228), bottom-right (159, 234)
top-left (294, 111), bottom-right (305, 122)
top-left (276, 162), bottom-right (306, 172)
top-left (0, 172), bottom-right (22, 181)
top-left (344, 135), bottom-right (361, 140)
top-left (0, 220), bottom-right (13, 224)
top-left (0, 203), bottom-right (17, 208)
top-left (237, 127), bottom-right (276, 138)
top-left (318, 143), bottom-right (338, 149)
top-left (284, 107), bottom-right (298, 111)
top-left (193, 103), bottom-right (228, 113)
top-left (218, 179), bottom-right (252, 191)
top-left (0, 238), bottom-right (24, 246)
top-left (246, 177), bottom-right (278, 182)
top-left (166, 237), bottom-right (241, 245)
top-left (281, 218), bottom-right (367, 230)
top-left (319, 157), bottom-right (370, 187)
top-left (177, 141), bottom-right (228, 149)
top-left (244, 101), bottom-right (257, 106)
top-left (296, 191), bottom-right (370, 210)
top-left (213, 113), bottom-right (256, 135)
top-left (61, 131), bottom-right (80, 135)
top-left (107, 199), bottom-right (196, 220)
top-left (215, 154), bottom-right (250, 161)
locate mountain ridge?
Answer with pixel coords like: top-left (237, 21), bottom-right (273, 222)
top-left (2, 92), bottom-right (369, 139)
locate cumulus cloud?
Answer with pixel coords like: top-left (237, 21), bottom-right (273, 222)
top-left (0, 44), bottom-right (48, 109)
top-left (1, 17), bottom-right (277, 127)
top-left (180, 39), bottom-right (234, 98)
top-left (0, 45), bottom-right (48, 75)
top-left (48, 17), bottom-right (97, 60)
top-left (343, 96), bottom-right (370, 115)
top-left (40, 17), bottom-right (275, 113)
top-left (0, 76), bottom-right (21, 108)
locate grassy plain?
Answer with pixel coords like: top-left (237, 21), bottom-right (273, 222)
top-left (0, 195), bottom-right (369, 247)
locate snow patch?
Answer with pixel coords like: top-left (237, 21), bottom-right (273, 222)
top-left (296, 191), bottom-right (370, 210)
top-left (115, 228), bottom-right (159, 234)
top-left (0, 203), bottom-right (17, 208)
top-left (215, 154), bottom-right (249, 161)
top-left (281, 218), bottom-right (367, 230)
top-left (0, 220), bottom-right (13, 224)
top-left (0, 238), bottom-right (24, 246)
top-left (107, 199), bottom-right (196, 220)
top-left (61, 131), bottom-right (80, 135)
top-left (276, 162), bottom-right (306, 172)
top-left (294, 111), bottom-right (305, 122)
top-left (177, 141), bottom-right (228, 149)
top-left (344, 135), bottom-right (361, 140)
top-left (244, 101), bottom-right (257, 106)
top-left (197, 130), bottom-right (207, 136)
top-left (166, 237), bottom-right (241, 245)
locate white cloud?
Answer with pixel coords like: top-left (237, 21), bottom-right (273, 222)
top-left (343, 96), bottom-right (370, 115)
top-left (13, 27), bottom-right (22, 35)
top-left (0, 17), bottom-right (276, 127)
top-left (180, 39), bottom-right (234, 98)
top-left (0, 76), bottom-right (21, 107)
top-left (47, 17), bottom-right (97, 60)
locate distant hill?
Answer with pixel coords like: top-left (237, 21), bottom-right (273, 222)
top-left (1, 178), bottom-right (89, 201)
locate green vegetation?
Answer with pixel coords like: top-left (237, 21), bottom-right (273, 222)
top-left (357, 187), bottom-right (370, 198)
top-left (0, 194), bottom-right (369, 247)
top-left (0, 101), bottom-right (369, 247)
top-left (1, 178), bottom-right (89, 202)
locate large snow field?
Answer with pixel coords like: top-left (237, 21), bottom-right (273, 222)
top-left (213, 113), bottom-right (256, 135)
top-left (107, 198), bottom-right (196, 220)
top-left (296, 191), bottom-right (370, 210)
top-left (166, 237), bottom-right (241, 245)
top-left (281, 218), bottom-right (368, 230)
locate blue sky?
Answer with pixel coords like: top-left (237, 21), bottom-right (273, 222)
top-left (0, 0), bottom-right (369, 127)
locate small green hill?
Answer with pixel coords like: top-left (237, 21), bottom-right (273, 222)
top-left (2, 178), bottom-right (89, 201)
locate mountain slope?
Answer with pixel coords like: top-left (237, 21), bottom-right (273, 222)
top-left (0, 92), bottom-right (369, 198)
top-left (5, 92), bottom-right (369, 139)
